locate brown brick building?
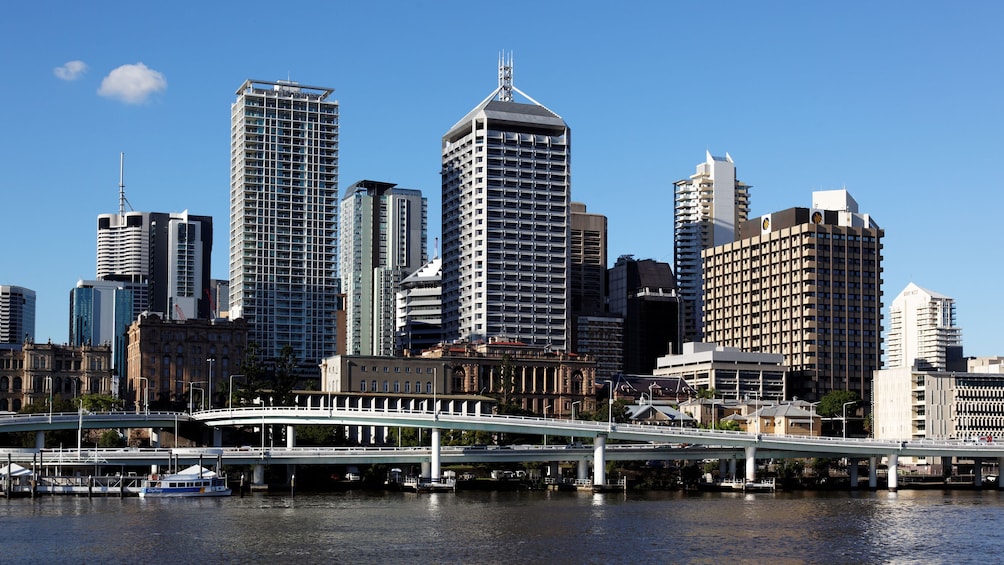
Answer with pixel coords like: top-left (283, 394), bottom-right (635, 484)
top-left (0, 341), bottom-right (113, 412)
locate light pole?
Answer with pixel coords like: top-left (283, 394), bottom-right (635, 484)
top-left (206, 357), bottom-right (216, 409)
top-left (43, 376), bottom-right (53, 422)
top-left (603, 379), bottom-right (614, 431)
top-left (649, 382), bottom-right (656, 407)
top-left (229, 374), bottom-right (244, 410)
top-left (809, 401), bottom-right (821, 437)
top-left (432, 367), bottom-right (438, 421)
top-left (543, 403), bottom-right (551, 446)
top-left (138, 377), bottom-right (149, 414)
top-left (842, 401), bottom-right (857, 439)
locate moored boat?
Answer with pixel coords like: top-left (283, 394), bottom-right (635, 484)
top-left (139, 465), bottom-right (231, 498)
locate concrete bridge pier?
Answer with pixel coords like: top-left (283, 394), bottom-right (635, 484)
top-left (431, 428), bottom-right (441, 481)
top-left (849, 458), bottom-right (860, 488)
top-left (593, 434), bottom-right (607, 486)
top-left (974, 458), bottom-right (983, 487)
top-left (887, 453), bottom-right (899, 492)
top-left (577, 460), bottom-right (589, 481)
top-left (213, 428), bottom-right (223, 448)
top-left (719, 459), bottom-right (728, 479)
top-left (286, 426), bottom-right (296, 448)
top-left (728, 458), bottom-right (737, 479)
top-left (546, 461), bottom-right (559, 480)
top-left (35, 431), bottom-right (44, 449)
top-left (869, 457), bottom-right (878, 489)
top-left (252, 464), bottom-right (265, 488)
top-left (745, 446), bottom-right (757, 482)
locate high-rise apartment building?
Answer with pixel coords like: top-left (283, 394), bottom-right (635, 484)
top-left (96, 209), bottom-right (212, 320)
top-left (339, 180), bottom-right (427, 356)
top-left (441, 57), bottom-right (570, 349)
top-left (703, 189), bottom-right (883, 402)
top-left (395, 257), bottom-right (443, 356)
top-left (673, 152), bottom-right (750, 344)
top-left (886, 283), bottom-right (963, 371)
top-left (608, 256), bottom-right (680, 374)
top-left (0, 285), bottom-right (35, 345)
top-left (229, 79), bottom-right (340, 369)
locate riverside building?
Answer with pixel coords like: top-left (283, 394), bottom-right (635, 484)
top-left (673, 152), bottom-right (750, 343)
top-left (703, 189), bottom-right (883, 402)
top-left (441, 55), bottom-right (570, 350)
top-left (229, 79), bottom-right (340, 371)
top-left (339, 180), bottom-right (427, 357)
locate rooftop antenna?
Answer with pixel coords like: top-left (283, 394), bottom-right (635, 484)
top-left (498, 51), bottom-right (513, 102)
top-left (118, 152), bottom-right (134, 215)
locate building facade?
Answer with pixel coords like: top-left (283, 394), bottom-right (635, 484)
top-left (608, 256), bottom-right (681, 374)
top-left (441, 56), bottom-right (570, 350)
top-left (673, 152), bottom-right (750, 343)
top-left (574, 315), bottom-right (623, 382)
top-left (0, 286), bottom-right (35, 345)
top-left (125, 313), bottom-right (247, 411)
top-left (97, 210), bottom-right (212, 320)
top-left (703, 189), bottom-right (884, 402)
top-left (886, 282), bottom-right (963, 371)
top-left (229, 79), bottom-right (340, 370)
top-left (0, 342), bottom-right (113, 412)
top-left (395, 257), bottom-right (443, 356)
top-left (69, 279), bottom-right (135, 386)
top-left (569, 202), bottom-right (607, 353)
top-left (653, 341), bottom-right (787, 401)
top-left (339, 180), bottom-right (427, 356)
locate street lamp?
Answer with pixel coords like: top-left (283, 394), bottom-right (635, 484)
top-left (43, 376), bottom-right (53, 423)
top-left (229, 374), bottom-right (245, 410)
top-left (603, 379), bottom-right (614, 431)
top-left (842, 401), bottom-right (857, 439)
top-left (138, 377), bottom-right (149, 415)
top-left (809, 401), bottom-right (821, 437)
top-left (206, 357), bottom-right (216, 409)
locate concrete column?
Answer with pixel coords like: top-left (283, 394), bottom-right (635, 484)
top-left (849, 458), bottom-right (859, 488)
top-left (286, 426), bottom-right (295, 448)
top-left (213, 428), bottom-right (223, 448)
top-left (420, 461), bottom-right (430, 479)
top-left (887, 454), bottom-right (899, 492)
top-left (974, 458), bottom-right (983, 487)
top-left (745, 446), bottom-right (757, 482)
top-left (869, 457), bottom-right (878, 489)
top-left (593, 434), bottom-right (607, 486)
top-left (431, 427), bottom-right (441, 481)
top-left (35, 431), bottom-right (44, 449)
top-left (547, 461), bottom-right (559, 479)
top-left (728, 458), bottom-right (737, 479)
top-left (252, 464), bottom-right (265, 486)
top-left (719, 459), bottom-right (728, 479)
top-left (577, 459), bottom-right (589, 481)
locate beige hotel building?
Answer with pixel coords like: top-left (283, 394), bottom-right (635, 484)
top-left (702, 190), bottom-right (883, 403)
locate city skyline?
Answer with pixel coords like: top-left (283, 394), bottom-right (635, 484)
top-left (3, 2), bottom-right (1002, 357)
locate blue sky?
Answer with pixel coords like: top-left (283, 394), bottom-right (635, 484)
top-left (2, 2), bottom-right (1002, 357)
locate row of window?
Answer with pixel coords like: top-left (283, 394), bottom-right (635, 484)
top-left (361, 380), bottom-right (432, 394)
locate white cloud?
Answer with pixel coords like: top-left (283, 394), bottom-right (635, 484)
top-left (97, 63), bottom-right (167, 104)
top-left (54, 60), bottom-right (88, 81)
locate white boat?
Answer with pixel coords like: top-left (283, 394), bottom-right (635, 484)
top-left (139, 465), bottom-right (231, 498)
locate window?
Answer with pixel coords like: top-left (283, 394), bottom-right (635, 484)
top-left (372, 380), bottom-right (377, 392)
top-left (405, 381), bottom-right (411, 393)
top-left (426, 382), bottom-right (432, 394)
top-left (383, 381), bottom-right (389, 392)
top-left (360, 380), bottom-right (367, 392)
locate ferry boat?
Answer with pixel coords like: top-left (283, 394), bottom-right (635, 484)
top-left (139, 466), bottom-right (231, 498)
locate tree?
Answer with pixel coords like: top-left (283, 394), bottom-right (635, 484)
top-left (271, 345), bottom-right (299, 406)
top-left (494, 354), bottom-right (518, 408)
top-left (816, 390), bottom-right (861, 418)
top-left (236, 341), bottom-right (268, 407)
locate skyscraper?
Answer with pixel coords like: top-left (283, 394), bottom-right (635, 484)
top-left (703, 189), bottom-right (883, 401)
top-left (97, 157), bottom-right (212, 320)
top-left (673, 152), bottom-right (750, 344)
top-left (886, 282), bottom-right (963, 371)
top-left (395, 256), bottom-right (443, 356)
top-left (69, 279), bottom-right (134, 383)
top-left (0, 285), bottom-right (35, 345)
top-left (339, 180), bottom-right (427, 356)
top-left (441, 56), bottom-right (570, 349)
top-left (608, 256), bottom-right (680, 374)
top-left (229, 79), bottom-right (340, 368)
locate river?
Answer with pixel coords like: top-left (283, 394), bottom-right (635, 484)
top-left (2, 488), bottom-right (1001, 564)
